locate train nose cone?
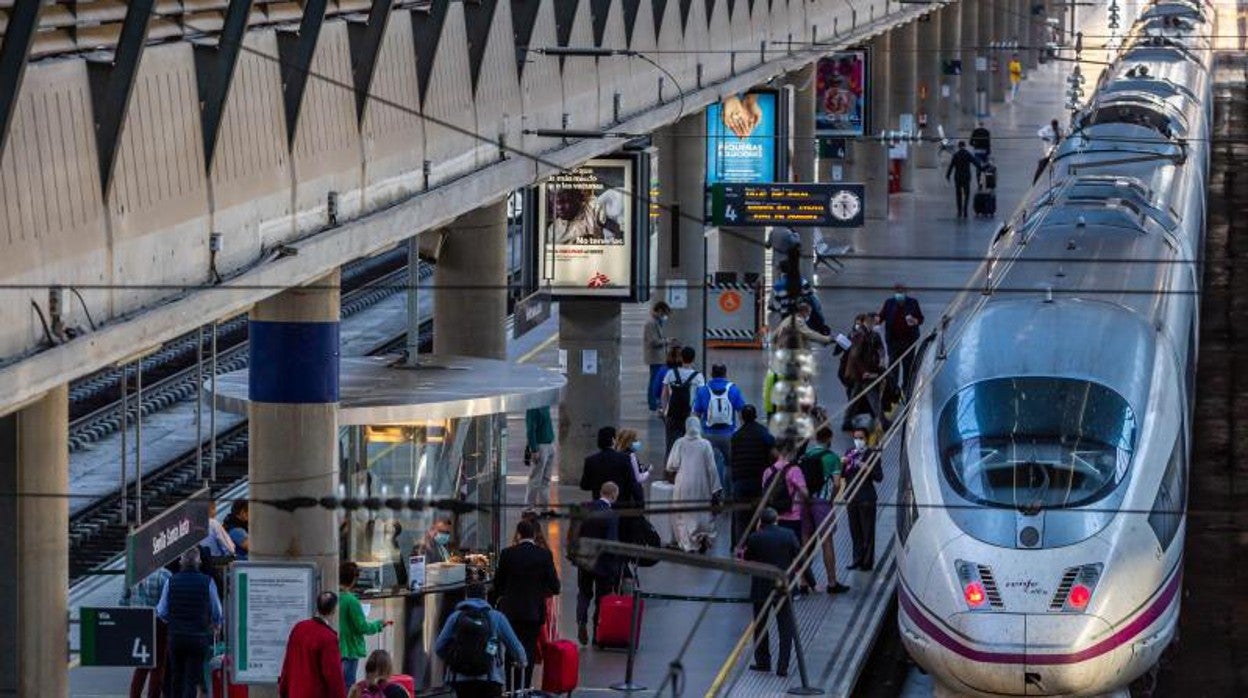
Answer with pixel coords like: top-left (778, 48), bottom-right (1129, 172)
top-left (1021, 614), bottom-right (1116, 696)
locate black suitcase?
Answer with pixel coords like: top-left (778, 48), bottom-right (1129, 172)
top-left (973, 191), bottom-right (996, 217)
top-left (981, 165), bottom-right (997, 190)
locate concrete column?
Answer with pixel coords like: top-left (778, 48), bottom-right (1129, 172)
top-left (960, 0), bottom-right (980, 128)
top-left (915, 12), bottom-right (942, 169)
top-left (978, 0), bottom-right (995, 116)
top-left (939, 3), bottom-right (962, 134)
top-left (787, 63), bottom-right (817, 278)
top-left (557, 302), bottom-right (622, 483)
top-left (655, 112), bottom-right (707, 355)
top-left (991, 2), bottom-right (1009, 103)
top-left (0, 386), bottom-right (69, 696)
top-left (249, 271), bottom-right (340, 597)
top-left (1022, 0), bottom-right (1039, 70)
top-left (854, 31), bottom-right (891, 219)
top-left (716, 227), bottom-right (765, 277)
top-left (433, 200), bottom-right (509, 360)
top-left (890, 21), bottom-right (919, 190)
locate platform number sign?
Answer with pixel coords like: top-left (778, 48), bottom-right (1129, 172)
top-left (80, 607), bottom-right (157, 668)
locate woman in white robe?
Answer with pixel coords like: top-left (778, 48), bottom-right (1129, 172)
top-left (666, 416), bottom-right (723, 553)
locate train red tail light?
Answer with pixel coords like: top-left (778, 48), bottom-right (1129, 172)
top-left (1067, 583), bottom-right (1092, 609)
top-left (964, 581), bottom-right (987, 607)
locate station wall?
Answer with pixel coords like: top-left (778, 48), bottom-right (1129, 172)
top-left (0, 0), bottom-right (909, 368)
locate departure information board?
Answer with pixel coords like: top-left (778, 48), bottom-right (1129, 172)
top-left (709, 183), bottom-right (866, 228)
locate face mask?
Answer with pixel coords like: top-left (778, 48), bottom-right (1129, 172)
top-left (894, 293), bottom-right (905, 302)
top-left (854, 323), bottom-right (864, 332)
top-left (434, 532), bottom-right (451, 546)
top-left (658, 315), bottom-right (667, 325)
top-left (853, 438), bottom-right (867, 450)
top-left (631, 441), bottom-right (642, 452)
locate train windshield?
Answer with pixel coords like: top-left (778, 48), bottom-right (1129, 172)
top-left (938, 377), bottom-right (1137, 510)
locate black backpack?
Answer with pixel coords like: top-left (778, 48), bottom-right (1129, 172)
top-left (665, 370), bottom-right (698, 429)
top-left (799, 448), bottom-right (828, 500)
top-left (443, 605), bottom-right (495, 676)
top-left (764, 464), bottom-right (795, 514)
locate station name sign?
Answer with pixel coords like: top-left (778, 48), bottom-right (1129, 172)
top-left (126, 486), bottom-right (210, 586)
top-left (709, 182), bottom-right (866, 228)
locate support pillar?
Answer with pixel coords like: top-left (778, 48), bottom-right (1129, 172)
top-left (0, 386), bottom-right (69, 697)
top-left (433, 200), bottom-right (509, 360)
top-left (915, 12), bottom-right (942, 169)
top-left (1022, 0), bottom-right (1039, 70)
top-left (991, 1), bottom-right (1009, 103)
top-left (854, 32), bottom-right (891, 219)
top-left (787, 63), bottom-right (817, 279)
top-left (249, 271), bottom-right (340, 599)
top-left (556, 302), bottom-right (622, 483)
top-left (960, 0), bottom-right (980, 128)
top-left (716, 228), bottom-right (765, 277)
top-left (978, 0), bottom-right (995, 116)
top-left (656, 112), bottom-right (707, 358)
top-left (890, 21), bottom-right (918, 190)
top-left (939, 2), bottom-right (962, 135)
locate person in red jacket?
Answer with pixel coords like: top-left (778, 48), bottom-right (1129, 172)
top-left (279, 591), bottom-right (348, 698)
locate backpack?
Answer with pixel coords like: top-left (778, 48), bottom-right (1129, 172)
top-left (356, 682), bottom-right (387, 698)
top-left (798, 448), bottom-right (829, 500)
top-left (705, 383), bottom-right (735, 428)
top-left (665, 370), bottom-right (698, 429)
top-left (443, 605), bottom-right (496, 676)
top-left (764, 464), bottom-right (795, 514)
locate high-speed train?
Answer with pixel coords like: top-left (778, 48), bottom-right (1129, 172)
top-left (895, 1), bottom-right (1214, 695)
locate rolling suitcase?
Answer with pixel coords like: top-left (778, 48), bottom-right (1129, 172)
top-left (539, 638), bottom-right (580, 695)
top-left (973, 190), bottom-right (996, 217)
top-left (594, 592), bottom-right (644, 649)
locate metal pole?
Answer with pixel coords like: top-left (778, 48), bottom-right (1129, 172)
top-left (406, 237), bottom-right (421, 366)
top-left (701, 231), bottom-right (709, 373)
top-left (610, 585), bottom-right (648, 692)
top-left (119, 364), bottom-right (128, 526)
top-left (783, 587), bottom-right (823, 695)
top-left (196, 325), bottom-right (204, 482)
top-left (135, 361), bottom-right (143, 525)
top-left (210, 322), bottom-right (218, 481)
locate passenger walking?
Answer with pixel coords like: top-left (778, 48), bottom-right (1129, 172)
top-left (573, 481), bottom-right (622, 646)
top-left (666, 417), bottom-right (724, 554)
top-left (969, 122), bottom-right (992, 163)
top-left (493, 518), bottom-right (560, 689)
top-left (156, 548), bottom-right (222, 698)
top-left (730, 405), bottom-right (776, 545)
top-left (581, 426), bottom-right (643, 504)
top-left (347, 650), bottom-right (411, 698)
top-left (843, 429), bottom-right (884, 572)
top-left (661, 346), bottom-right (705, 455)
top-left (1007, 53), bottom-right (1024, 102)
top-left (435, 583), bottom-right (527, 698)
top-left (339, 562), bottom-right (394, 690)
top-left (693, 363), bottom-right (746, 495)
top-left (524, 405), bottom-right (556, 508)
top-left (613, 428), bottom-right (652, 491)
top-left (279, 592), bottom-right (347, 698)
top-left (643, 301), bottom-right (674, 411)
top-left (801, 427), bottom-right (850, 594)
top-left (743, 507), bottom-right (801, 677)
top-left (1035, 118), bottom-right (1064, 182)
top-left (762, 450), bottom-right (818, 592)
top-left (837, 314), bottom-right (885, 431)
top-left (878, 284), bottom-right (924, 396)
top-left (946, 141), bottom-right (982, 218)
top-left (122, 565), bottom-right (171, 698)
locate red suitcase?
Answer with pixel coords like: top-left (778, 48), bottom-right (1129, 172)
top-left (212, 667), bottom-right (248, 698)
top-left (389, 674), bottom-right (416, 696)
top-left (540, 638), bottom-right (580, 695)
top-left (594, 593), bottom-right (644, 649)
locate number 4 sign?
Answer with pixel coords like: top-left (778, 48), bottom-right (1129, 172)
top-left (80, 607), bottom-right (157, 668)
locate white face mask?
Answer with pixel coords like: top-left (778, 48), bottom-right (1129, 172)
top-left (853, 438), bottom-right (867, 450)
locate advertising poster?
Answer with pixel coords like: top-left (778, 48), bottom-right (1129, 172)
top-left (538, 159), bottom-right (635, 297)
top-left (816, 51), bottom-right (868, 137)
top-left (706, 91), bottom-right (779, 184)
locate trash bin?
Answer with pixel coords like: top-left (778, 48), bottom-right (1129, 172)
top-left (649, 480), bottom-right (676, 546)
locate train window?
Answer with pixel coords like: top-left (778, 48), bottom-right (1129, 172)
top-left (1147, 435), bottom-right (1186, 551)
top-left (937, 378), bottom-right (1137, 511)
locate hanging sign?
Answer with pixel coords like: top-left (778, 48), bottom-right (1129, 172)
top-left (125, 486), bottom-right (210, 587)
top-left (710, 183), bottom-right (866, 228)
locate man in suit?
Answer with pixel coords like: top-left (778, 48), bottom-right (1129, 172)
top-left (877, 283), bottom-right (925, 395)
top-left (493, 518), bottom-right (561, 689)
top-left (580, 426), bottom-right (642, 503)
top-left (573, 481), bottom-right (621, 646)
top-left (742, 507), bottom-right (801, 677)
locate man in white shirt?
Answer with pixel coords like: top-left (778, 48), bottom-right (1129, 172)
top-left (1034, 118), bottom-right (1064, 183)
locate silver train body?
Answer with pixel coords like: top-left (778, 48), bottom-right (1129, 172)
top-left (896, 2), bottom-right (1214, 695)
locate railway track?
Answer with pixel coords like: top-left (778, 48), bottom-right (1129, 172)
top-left (67, 248), bottom-right (431, 584)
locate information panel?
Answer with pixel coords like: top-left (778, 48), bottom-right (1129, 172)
top-left (229, 562), bottom-right (318, 684)
top-left (126, 486), bottom-right (210, 587)
top-left (706, 91), bottom-right (780, 184)
top-left (80, 607), bottom-right (157, 668)
top-left (710, 183), bottom-right (866, 228)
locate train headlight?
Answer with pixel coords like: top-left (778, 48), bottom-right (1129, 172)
top-left (1067, 584), bottom-right (1092, 609)
top-left (1051, 563), bottom-right (1103, 613)
top-left (955, 560), bottom-right (1003, 611)
top-left (965, 581), bottom-right (987, 608)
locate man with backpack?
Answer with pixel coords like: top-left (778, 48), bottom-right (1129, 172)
top-left (693, 363), bottom-right (746, 496)
top-left (435, 583), bottom-right (527, 698)
top-left (661, 346), bottom-right (705, 456)
top-left (797, 428), bottom-right (850, 594)
top-left (762, 449), bottom-right (817, 593)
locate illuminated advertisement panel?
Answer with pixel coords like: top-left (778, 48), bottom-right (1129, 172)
top-left (816, 51), bottom-right (869, 137)
top-left (706, 90), bottom-right (780, 184)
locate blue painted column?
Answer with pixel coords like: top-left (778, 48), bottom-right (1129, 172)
top-left (248, 270), bottom-right (340, 594)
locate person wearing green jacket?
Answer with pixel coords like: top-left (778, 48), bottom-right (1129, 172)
top-left (525, 406), bottom-right (556, 508)
top-left (339, 562), bottom-right (392, 691)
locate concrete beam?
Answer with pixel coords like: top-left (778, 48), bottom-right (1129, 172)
top-left (0, 0), bottom-right (43, 159)
top-left (0, 4), bottom-right (940, 416)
